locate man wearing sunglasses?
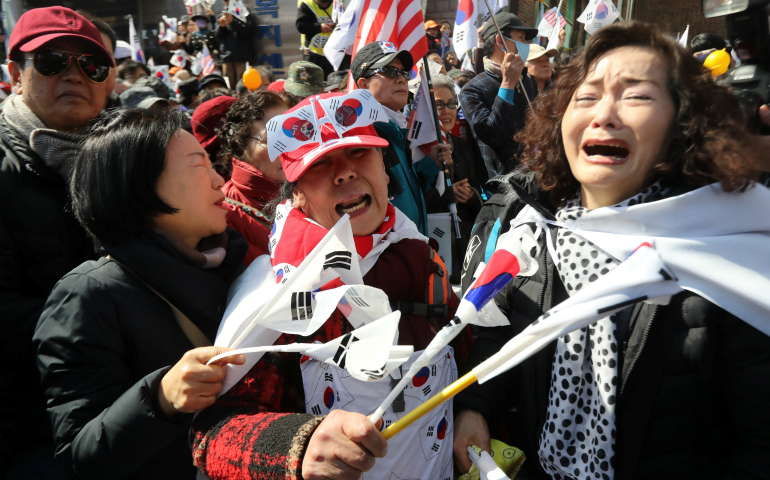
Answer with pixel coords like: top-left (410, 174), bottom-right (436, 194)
top-left (352, 41), bottom-right (452, 236)
top-left (0, 7), bottom-right (114, 478)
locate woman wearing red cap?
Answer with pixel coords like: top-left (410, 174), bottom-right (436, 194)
top-left (191, 92), bottom-right (473, 480)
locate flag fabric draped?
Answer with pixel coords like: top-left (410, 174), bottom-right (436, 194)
top-left (537, 6), bottom-right (567, 38)
top-left (544, 0), bottom-right (564, 55)
top-left (452, 0), bottom-right (479, 65)
top-left (170, 49), bottom-right (188, 68)
top-left (128, 15), bottom-right (145, 63)
top-left (407, 66), bottom-right (447, 193)
top-left (479, 0), bottom-right (508, 24)
top-left (324, 0), bottom-right (363, 71)
top-left (577, 0), bottom-right (620, 35)
top-left (227, 0), bottom-right (250, 22)
top-left (678, 25), bottom-right (690, 48)
top-left (351, 0), bottom-right (429, 81)
top-left (201, 44), bottom-right (216, 75)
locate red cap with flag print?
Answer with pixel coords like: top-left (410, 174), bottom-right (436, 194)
top-left (267, 90), bottom-right (390, 182)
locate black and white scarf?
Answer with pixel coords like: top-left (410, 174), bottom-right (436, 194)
top-left (539, 181), bottom-right (670, 480)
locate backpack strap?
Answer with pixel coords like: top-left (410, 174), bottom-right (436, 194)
top-left (106, 256), bottom-right (213, 348)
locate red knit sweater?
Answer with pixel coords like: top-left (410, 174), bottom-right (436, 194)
top-left (191, 239), bottom-right (472, 479)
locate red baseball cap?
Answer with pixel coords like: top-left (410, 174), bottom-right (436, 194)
top-left (8, 7), bottom-right (115, 67)
top-left (277, 92), bottom-right (389, 183)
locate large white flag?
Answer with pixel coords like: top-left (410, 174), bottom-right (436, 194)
top-left (473, 245), bottom-right (681, 384)
top-left (577, 0), bottom-right (620, 35)
top-left (324, 0), bottom-right (363, 71)
top-left (128, 15), bottom-right (145, 63)
top-left (537, 5), bottom-right (567, 38)
top-left (453, 0), bottom-right (480, 63)
top-left (208, 312), bottom-right (412, 382)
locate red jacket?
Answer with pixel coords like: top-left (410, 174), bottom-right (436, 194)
top-left (222, 159), bottom-right (281, 265)
top-left (191, 239), bottom-right (472, 479)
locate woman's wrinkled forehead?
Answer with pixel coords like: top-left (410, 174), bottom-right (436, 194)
top-left (581, 46), bottom-right (669, 91)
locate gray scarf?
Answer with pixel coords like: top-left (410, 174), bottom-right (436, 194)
top-left (2, 95), bottom-right (87, 179)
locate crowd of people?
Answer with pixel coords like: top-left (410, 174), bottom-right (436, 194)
top-left (1, 4), bottom-right (769, 480)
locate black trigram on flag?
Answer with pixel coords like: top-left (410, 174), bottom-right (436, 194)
top-left (384, 419), bottom-right (392, 428)
top-left (323, 251), bottom-right (352, 270)
top-left (456, 31), bottom-right (465, 42)
top-left (585, 11), bottom-right (593, 21)
top-left (368, 109), bottom-right (379, 121)
top-left (426, 426), bottom-right (434, 437)
top-left (273, 140), bottom-right (288, 153)
top-left (332, 333), bottom-right (359, 369)
top-left (347, 287), bottom-right (370, 308)
top-left (410, 120), bottom-right (423, 140)
top-left (423, 385), bottom-right (432, 396)
top-left (432, 227), bottom-right (445, 238)
top-left (324, 373), bottom-right (333, 382)
top-left (291, 292), bottom-right (313, 321)
top-left (431, 443), bottom-right (440, 452)
top-left (311, 405), bottom-right (322, 415)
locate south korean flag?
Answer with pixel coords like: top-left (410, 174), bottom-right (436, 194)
top-left (170, 49), bottom-right (188, 68)
top-left (418, 405), bottom-right (452, 461)
top-left (317, 89), bottom-right (388, 135)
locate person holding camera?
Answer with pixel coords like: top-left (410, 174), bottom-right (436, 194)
top-left (455, 22), bottom-right (770, 480)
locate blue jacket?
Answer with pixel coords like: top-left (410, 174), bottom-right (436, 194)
top-left (374, 121), bottom-right (440, 236)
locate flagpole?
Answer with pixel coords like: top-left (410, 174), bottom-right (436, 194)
top-left (422, 55), bottom-right (462, 241)
top-left (481, 0), bottom-right (532, 107)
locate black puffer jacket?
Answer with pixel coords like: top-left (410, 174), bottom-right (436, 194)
top-left (33, 230), bottom-right (247, 479)
top-left (0, 115), bottom-right (96, 468)
top-left (214, 11), bottom-right (256, 63)
top-left (456, 173), bottom-right (770, 480)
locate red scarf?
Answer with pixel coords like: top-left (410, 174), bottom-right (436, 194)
top-left (224, 159), bottom-right (281, 211)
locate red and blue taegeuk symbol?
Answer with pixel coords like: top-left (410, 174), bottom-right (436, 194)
top-left (335, 99), bottom-right (362, 127)
top-left (275, 268), bottom-right (284, 283)
top-left (595, 1), bottom-right (609, 19)
top-left (324, 386), bottom-right (335, 408)
top-left (436, 417), bottom-right (447, 440)
top-left (455, 0), bottom-right (474, 26)
top-left (282, 117), bottom-right (314, 141)
top-left (464, 249), bottom-right (520, 310)
top-left (337, 296), bottom-right (353, 317)
top-left (412, 366), bottom-right (430, 387)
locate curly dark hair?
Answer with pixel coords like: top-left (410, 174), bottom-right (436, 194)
top-left (215, 90), bottom-right (300, 171)
top-left (516, 21), bottom-right (757, 207)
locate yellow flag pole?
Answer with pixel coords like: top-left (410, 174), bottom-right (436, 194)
top-left (382, 371), bottom-right (478, 440)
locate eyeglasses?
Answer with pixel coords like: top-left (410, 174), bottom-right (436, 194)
top-left (435, 101), bottom-right (458, 110)
top-left (249, 135), bottom-right (267, 145)
top-left (364, 65), bottom-right (410, 81)
top-left (25, 49), bottom-right (112, 84)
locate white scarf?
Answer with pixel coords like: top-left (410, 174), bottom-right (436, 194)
top-left (383, 105), bottom-right (408, 129)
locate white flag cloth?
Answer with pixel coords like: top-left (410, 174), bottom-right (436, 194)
top-left (370, 222), bottom-right (541, 421)
top-left (190, 49), bottom-right (203, 75)
top-left (407, 67), bottom-right (447, 193)
top-left (577, 0), bottom-right (620, 35)
top-left (128, 15), bottom-right (145, 63)
top-left (479, 0), bottom-right (508, 23)
top-left (160, 16), bottom-right (178, 43)
top-left (453, 0), bottom-right (480, 65)
top-left (544, 0), bottom-right (564, 55)
top-left (507, 183), bottom-right (770, 335)
top-left (678, 25), bottom-right (690, 47)
top-left (201, 44), bottom-right (216, 76)
top-left (317, 89), bottom-right (388, 135)
top-left (170, 49), bottom-right (188, 68)
top-left (331, 0), bottom-right (344, 23)
top-left (324, 0), bottom-right (362, 70)
top-left (150, 65), bottom-right (173, 90)
top-left (537, 6), bottom-right (567, 38)
top-left (227, 0), bottom-right (249, 22)
top-left (208, 312), bottom-right (412, 382)
top-left (473, 245), bottom-right (682, 383)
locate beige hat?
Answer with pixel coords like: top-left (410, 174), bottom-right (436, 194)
top-left (527, 44), bottom-right (558, 62)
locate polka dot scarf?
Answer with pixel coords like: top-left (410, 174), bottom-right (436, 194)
top-left (538, 181), bottom-right (670, 480)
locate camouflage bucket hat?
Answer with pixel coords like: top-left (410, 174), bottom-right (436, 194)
top-left (284, 61), bottom-right (325, 97)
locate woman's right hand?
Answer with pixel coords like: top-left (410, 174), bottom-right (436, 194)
top-left (453, 409), bottom-right (491, 474)
top-left (302, 410), bottom-right (387, 480)
top-left (156, 346), bottom-right (245, 417)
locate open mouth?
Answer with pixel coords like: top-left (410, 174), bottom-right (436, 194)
top-left (335, 194), bottom-right (370, 215)
top-left (583, 143), bottom-right (630, 161)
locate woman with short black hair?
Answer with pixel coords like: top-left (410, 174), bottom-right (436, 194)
top-left (33, 108), bottom-right (248, 480)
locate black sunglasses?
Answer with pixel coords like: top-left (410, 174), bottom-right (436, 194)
top-left (364, 65), bottom-right (410, 81)
top-left (26, 49), bottom-right (112, 84)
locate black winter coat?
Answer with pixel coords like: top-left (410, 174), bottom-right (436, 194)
top-left (214, 12), bottom-right (256, 63)
top-left (457, 173), bottom-right (770, 480)
top-left (33, 230), bottom-right (247, 479)
top-left (0, 116), bottom-right (96, 466)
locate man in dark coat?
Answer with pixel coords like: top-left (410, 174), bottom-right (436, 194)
top-left (295, 0), bottom-right (335, 78)
top-left (0, 7), bottom-right (113, 477)
top-left (215, 0), bottom-right (256, 90)
top-left (459, 13), bottom-right (537, 177)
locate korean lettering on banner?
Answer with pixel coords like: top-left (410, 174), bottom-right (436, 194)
top-left (253, 0), bottom-right (285, 74)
